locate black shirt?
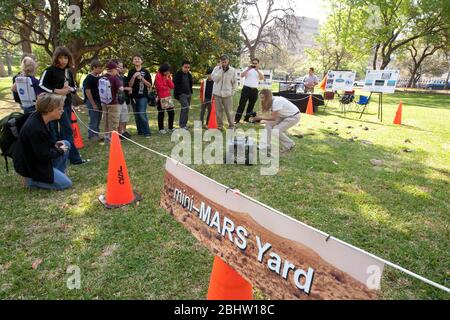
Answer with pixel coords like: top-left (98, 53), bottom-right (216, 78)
top-left (13, 112), bottom-right (64, 184)
top-left (173, 70), bottom-right (193, 99)
top-left (39, 66), bottom-right (76, 103)
top-left (127, 67), bottom-right (152, 99)
top-left (83, 73), bottom-right (101, 103)
top-left (205, 79), bottom-right (214, 101)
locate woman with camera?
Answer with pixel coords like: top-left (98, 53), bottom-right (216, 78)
top-left (249, 89), bottom-right (300, 154)
top-left (13, 93), bottom-right (73, 190)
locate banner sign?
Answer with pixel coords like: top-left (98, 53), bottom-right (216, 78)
top-left (236, 69), bottom-right (273, 89)
top-left (325, 70), bottom-right (356, 92)
top-left (160, 159), bottom-right (385, 300)
top-left (363, 70), bottom-right (400, 93)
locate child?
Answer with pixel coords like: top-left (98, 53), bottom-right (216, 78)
top-left (39, 46), bottom-right (89, 165)
top-left (154, 63), bottom-right (175, 134)
top-left (200, 67), bottom-right (214, 128)
top-left (113, 59), bottom-right (132, 139)
top-left (99, 61), bottom-right (124, 143)
top-left (82, 60), bottom-right (103, 141)
top-left (127, 54), bottom-right (152, 137)
top-left (11, 57), bottom-right (42, 114)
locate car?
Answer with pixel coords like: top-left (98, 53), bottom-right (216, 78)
top-left (353, 80), bottom-right (365, 87)
top-left (426, 80), bottom-right (450, 90)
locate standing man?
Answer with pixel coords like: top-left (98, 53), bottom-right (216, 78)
top-left (211, 54), bottom-right (237, 131)
top-left (128, 54), bottom-right (152, 137)
top-left (234, 58), bottom-right (264, 124)
top-left (173, 60), bottom-right (193, 130)
top-left (83, 60), bottom-right (103, 141)
top-left (303, 67), bottom-right (319, 93)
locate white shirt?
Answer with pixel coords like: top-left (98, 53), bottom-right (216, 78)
top-left (303, 74), bottom-right (318, 87)
top-left (271, 96), bottom-right (299, 118)
top-left (243, 68), bottom-right (261, 88)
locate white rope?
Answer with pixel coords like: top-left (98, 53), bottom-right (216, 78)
top-left (72, 108), bottom-right (450, 294)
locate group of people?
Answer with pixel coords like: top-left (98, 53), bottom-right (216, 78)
top-left (10, 48), bottom-right (301, 191)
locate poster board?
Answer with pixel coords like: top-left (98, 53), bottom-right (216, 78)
top-left (236, 68), bottom-right (273, 89)
top-left (325, 70), bottom-right (356, 92)
top-left (160, 158), bottom-right (385, 300)
top-left (363, 70), bottom-right (400, 93)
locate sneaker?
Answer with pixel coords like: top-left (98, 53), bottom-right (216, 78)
top-left (181, 126), bottom-right (189, 131)
top-left (72, 159), bottom-right (91, 165)
top-left (159, 129), bottom-right (167, 134)
top-left (144, 135), bottom-right (151, 139)
top-left (122, 131), bottom-right (132, 139)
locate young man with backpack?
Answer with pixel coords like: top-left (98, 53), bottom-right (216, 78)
top-left (82, 60), bottom-right (103, 141)
top-left (99, 61), bottom-right (124, 143)
top-left (127, 54), bottom-right (152, 137)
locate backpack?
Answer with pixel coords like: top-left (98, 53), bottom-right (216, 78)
top-left (0, 112), bottom-right (31, 172)
top-left (98, 76), bottom-right (112, 104)
top-left (15, 76), bottom-right (36, 108)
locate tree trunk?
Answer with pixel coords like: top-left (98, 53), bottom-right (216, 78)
top-left (6, 53), bottom-right (13, 76)
top-left (408, 65), bottom-right (419, 88)
top-left (372, 44), bottom-right (380, 69)
top-left (445, 64), bottom-right (450, 90)
top-left (0, 60), bottom-right (7, 77)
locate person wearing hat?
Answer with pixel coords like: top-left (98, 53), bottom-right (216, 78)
top-left (211, 54), bottom-right (237, 130)
top-left (101, 60), bottom-right (124, 143)
top-left (199, 67), bottom-right (214, 128)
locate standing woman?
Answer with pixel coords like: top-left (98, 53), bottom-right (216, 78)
top-left (39, 46), bottom-right (88, 165)
top-left (250, 89), bottom-right (300, 153)
top-left (154, 63), bottom-right (175, 134)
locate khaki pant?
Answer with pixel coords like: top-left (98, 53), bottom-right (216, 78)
top-left (214, 95), bottom-right (234, 129)
top-left (260, 114), bottom-right (300, 151)
top-left (102, 104), bottom-right (121, 140)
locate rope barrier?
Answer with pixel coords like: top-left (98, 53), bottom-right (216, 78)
top-left (72, 108), bottom-right (450, 294)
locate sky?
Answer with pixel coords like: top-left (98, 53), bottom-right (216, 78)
top-left (291, 0), bottom-right (330, 24)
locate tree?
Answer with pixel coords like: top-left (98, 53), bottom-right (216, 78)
top-left (362, 0), bottom-right (450, 69)
top-left (305, 0), bottom-right (370, 76)
top-left (237, 0), bottom-right (297, 60)
top-left (0, 0), bottom-right (242, 80)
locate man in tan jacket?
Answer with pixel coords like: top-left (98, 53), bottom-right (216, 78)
top-left (212, 54), bottom-right (237, 130)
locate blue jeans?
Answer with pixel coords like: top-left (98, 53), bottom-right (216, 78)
top-left (26, 140), bottom-right (72, 190)
top-left (132, 97), bottom-right (151, 136)
top-left (85, 100), bottom-right (102, 139)
top-left (178, 94), bottom-right (191, 128)
top-left (49, 100), bottom-right (83, 164)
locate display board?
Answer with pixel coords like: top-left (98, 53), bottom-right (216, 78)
top-left (363, 70), bottom-right (400, 93)
top-left (325, 70), bottom-right (356, 92)
top-left (160, 158), bottom-right (385, 300)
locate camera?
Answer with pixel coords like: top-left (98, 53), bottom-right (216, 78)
top-left (248, 112), bottom-right (260, 123)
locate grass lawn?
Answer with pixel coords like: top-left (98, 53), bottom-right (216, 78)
top-left (0, 77), bottom-right (449, 299)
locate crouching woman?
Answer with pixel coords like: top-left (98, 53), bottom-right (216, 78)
top-left (250, 89), bottom-right (300, 154)
top-left (13, 93), bottom-right (73, 190)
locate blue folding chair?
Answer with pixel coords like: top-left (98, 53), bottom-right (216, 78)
top-left (356, 95), bottom-right (371, 118)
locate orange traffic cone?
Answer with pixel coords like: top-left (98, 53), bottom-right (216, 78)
top-left (208, 97), bottom-right (218, 129)
top-left (98, 131), bottom-right (142, 209)
top-left (393, 101), bottom-right (403, 125)
top-left (207, 256), bottom-right (253, 300)
top-left (71, 110), bottom-right (84, 149)
top-left (306, 95), bottom-right (314, 115)
top-left (319, 75), bottom-right (327, 91)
